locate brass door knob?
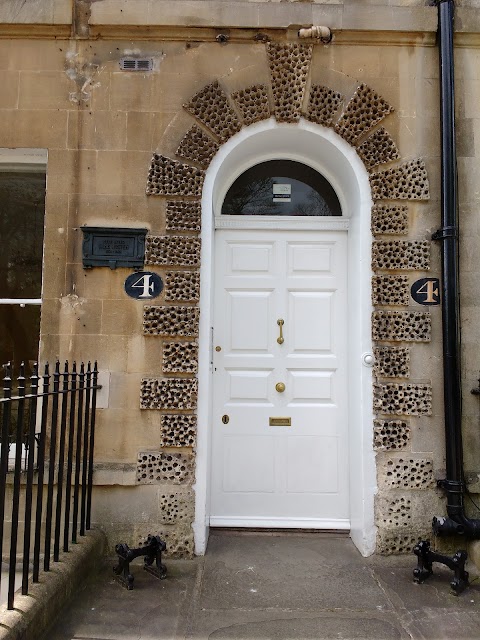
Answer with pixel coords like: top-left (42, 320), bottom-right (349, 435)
top-left (275, 382), bottom-right (286, 393)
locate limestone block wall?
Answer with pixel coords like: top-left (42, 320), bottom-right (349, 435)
top-left (0, 0), bottom-right (479, 556)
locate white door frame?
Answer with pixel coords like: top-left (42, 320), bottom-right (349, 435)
top-left (194, 118), bottom-right (376, 556)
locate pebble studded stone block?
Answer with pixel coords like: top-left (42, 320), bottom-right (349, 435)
top-left (136, 451), bottom-right (194, 484)
top-left (140, 378), bottom-right (198, 410)
top-left (267, 43), bottom-right (312, 123)
top-left (369, 159), bottom-right (430, 201)
top-left (162, 341), bottom-right (198, 374)
top-left (160, 414), bottom-right (197, 448)
top-left (377, 495), bottom-right (412, 528)
top-left (372, 241), bottom-right (430, 271)
top-left (175, 125), bottom-right (219, 169)
top-left (376, 530), bottom-right (431, 556)
top-left (305, 85), bottom-right (344, 127)
top-left (165, 271), bottom-right (200, 302)
top-left (143, 306), bottom-right (200, 337)
top-left (373, 383), bottom-right (432, 415)
top-left (334, 83), bottom-right (394, 145)
top-left (372, 275), bottom-right (409, 306)
top-left (158, 491), bottom-right (194, 525)
top-left (184, 81), bottom-right (242, 142)
top-left (372, 311), bottom-right (431, 342)
top-left (232, 84), bottom-right (271, 126)
top-left (374, 347), bottom-right (410, 378)
top-left (371, 204), bottom-right (409, 235)
top-left (146, 154), bottom-right (204, 196)
top-left (356, 127), bottom-right (400, 171)
top-left (145, 236), bottom-right (201, 267)
top-left (380, 455), bottom-right (435, 489)
top-left (373, 419), bottom-right (410, 450)
top-left (166, 200), bottom-right (201, 233)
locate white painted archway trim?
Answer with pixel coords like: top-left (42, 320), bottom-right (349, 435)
top-left (194, 118), bottom-right (376, 557)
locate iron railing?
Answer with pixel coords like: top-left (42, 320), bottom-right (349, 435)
top-left (0, 360), bottom-right (100, 610)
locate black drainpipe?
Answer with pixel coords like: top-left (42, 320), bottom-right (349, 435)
top-left (432, 0), bottom-right (480, 537)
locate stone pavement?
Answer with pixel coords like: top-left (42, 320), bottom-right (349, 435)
top-left (46, 530), bottom-right (480, 640)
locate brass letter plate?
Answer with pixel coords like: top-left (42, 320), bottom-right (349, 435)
top-left (269, 417), bottom-right (291, 427)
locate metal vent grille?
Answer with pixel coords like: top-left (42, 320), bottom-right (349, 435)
top-left (120, 58), bottom-right (153, 71)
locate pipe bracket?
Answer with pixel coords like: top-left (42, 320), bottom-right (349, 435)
top-left (437, 478), bottom-right (465, 494)
top-left (432, 226), bottom-right (458, 241)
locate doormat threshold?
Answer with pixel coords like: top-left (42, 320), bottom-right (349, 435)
top-left (211, 528), bottom-right (350, 538)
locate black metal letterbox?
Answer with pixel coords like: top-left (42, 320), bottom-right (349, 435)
top-left (81, 226), bottom-right (148, 269)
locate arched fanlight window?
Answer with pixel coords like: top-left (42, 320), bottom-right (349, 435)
top-left (221, 160), bottom-right (342, 216)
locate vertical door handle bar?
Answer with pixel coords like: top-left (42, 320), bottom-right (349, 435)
top-left (277, 319), bottom-right (284, 345)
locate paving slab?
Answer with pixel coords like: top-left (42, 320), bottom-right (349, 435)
top-left (46, 531), bottom-right (480, 640)
top-left (198, 532), bottom-right (393, 612)
top-left (48, 558), bottom-right (199, 640)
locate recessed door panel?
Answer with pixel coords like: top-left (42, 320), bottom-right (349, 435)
top-left (286, 436), bottom-right (339, 493)
top-left (229, 243), bottom-right (273, 273)
top-left (287, 370), bottom-right (334, 404)
top-left (288, 242), bottom-right (332, 273)
top-left (228, 291), bottom-right (272, 352)
top-left (223, 436), bottom-right (276, 493)
top-left (226, 370), bottom-right (273, 404)
top-left (289, 292), bottom-right (333, 353)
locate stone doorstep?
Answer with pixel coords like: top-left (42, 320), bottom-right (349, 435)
top-left (0, 529), bottom-right (106, 640)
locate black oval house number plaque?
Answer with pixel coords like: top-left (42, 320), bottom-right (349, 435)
top-left (124, 272), bottom-right (163, 300)
top-left (411, 278), bottom-right (441, 306)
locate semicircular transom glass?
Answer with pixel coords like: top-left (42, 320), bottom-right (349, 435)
top-left (221, 160), bottom-right (342, 216)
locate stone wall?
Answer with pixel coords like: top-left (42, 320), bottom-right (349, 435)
top-left (0, 0), bottom-right (479, 556)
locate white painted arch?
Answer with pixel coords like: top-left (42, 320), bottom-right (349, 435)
top-left (194, 117), bottom-right (376, 556)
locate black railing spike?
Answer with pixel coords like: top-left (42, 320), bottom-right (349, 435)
top-left (80, 364), bottom-right (92, 535)
top-left (22, 363), bottom-right (40, 596)
top-left (0, 362), bottom-right (12, 602)
top-left (9, 361), bottom-right (27, 608)
top-left (63, 361), bottom-right (77, 552)
top-left (44, 359), bottom-right (61, 571)
top-left (54, 362), bottom-right (70, 561)
top-left (33, 363), bottom-right (50, 582)
top-left (72, 364), bottom-right (86, 542)
top-left (30, 365), bottom-right (39, 387)
top-left (3, 362), bottom-right (12, 392)
top-left (86, 363), bottom-right (98, 529)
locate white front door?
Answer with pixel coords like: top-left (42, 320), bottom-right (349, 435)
top-left (210, 229), bottom-right (349, 529)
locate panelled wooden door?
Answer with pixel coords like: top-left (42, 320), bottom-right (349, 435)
top-left (210, 229), bottom-right (349, 529)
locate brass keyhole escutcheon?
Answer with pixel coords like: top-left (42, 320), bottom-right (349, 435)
top-left (275, 382), bottom-right (286, 393)
top-left (221, 414), bottom-right (230, 424)
top-left (277, 319), bottom-right (284, 345)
